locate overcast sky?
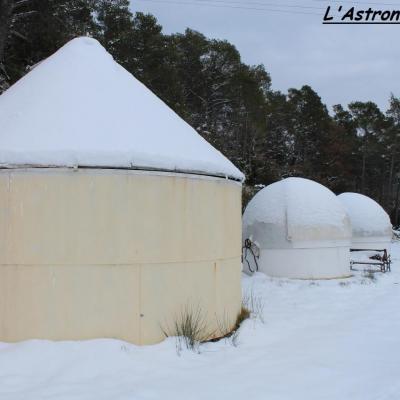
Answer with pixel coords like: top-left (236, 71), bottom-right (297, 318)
top-left (130, 0), bottom-right (399, 112)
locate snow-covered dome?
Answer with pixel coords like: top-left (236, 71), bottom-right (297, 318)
top-left (0, 37), bottom-right (243, 181)
top-left (243, 178), bottom-right (351, 249)
top-left (243, 178), bottom-right (352, 279)
top-left (337, 193), bottom-right (392, 250)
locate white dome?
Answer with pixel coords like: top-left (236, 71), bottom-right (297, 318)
top-left (242, 178), bottom-right (351, 279)
top-left (337, 193), bottom-right (392, 250)
top-left (0, 37), bottom-right (243, 181)
top-left (243, 177), bottom-right (351, 249)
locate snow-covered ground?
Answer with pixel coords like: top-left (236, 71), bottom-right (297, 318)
top-left (1, 245), bottom-right (400, 400)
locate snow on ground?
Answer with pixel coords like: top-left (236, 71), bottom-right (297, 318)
top-left (1, 245), bottom-right (400, 400)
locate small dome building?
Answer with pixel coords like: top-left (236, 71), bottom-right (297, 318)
top-left (337, 193), bottom-right (392, 251)
top-left (0, 37), bottom-right (243, 345)
top-left (242, 178), bottom-right (352, 279)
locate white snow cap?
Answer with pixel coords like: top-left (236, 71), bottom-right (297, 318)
top-left (337, 193), bottom-right (392, 239)
top-left (0, 37), bottom-right (243, 181)
top-left (243, 177), bottom-right (351, 249)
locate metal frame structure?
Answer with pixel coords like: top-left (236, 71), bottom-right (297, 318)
top-left (350, 248), bottom-right (391, 273)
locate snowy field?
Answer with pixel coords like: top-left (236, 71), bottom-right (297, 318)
top-left (1, 245), bottom-right (400, 400)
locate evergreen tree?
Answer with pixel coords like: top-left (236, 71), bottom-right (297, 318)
top-left (385, 95), bottom-right (400, 223)
top-left (285, 85), bottom-right (331, 179)
top-left (348, 101), bottom-right (388, 198)
top-left (2, 0), bottom-right (95, 90)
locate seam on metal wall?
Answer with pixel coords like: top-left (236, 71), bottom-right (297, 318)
top-left (0, 256), bottom-right (242, 267)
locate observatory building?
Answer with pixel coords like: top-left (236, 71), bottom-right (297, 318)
top-left (337, 193), bottom-right (392, 251)
top-left (0, 37), bottom-right (243, 344)
top-left (243, 178), bottom-right (352, 279)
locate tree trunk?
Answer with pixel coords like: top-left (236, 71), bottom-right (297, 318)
top-left (395, 178), bottom-right (400, 227)
top-left (388, 153), bottom-right (395, 208)
top-left (361, 145), bottom-right (366, 193)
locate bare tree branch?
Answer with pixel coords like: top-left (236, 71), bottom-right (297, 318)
top-left (12, 0), bottom-right (33, 10)
top-left (13, 9), bottom-right (37, 20)
top-left (10, 29), bottom-right (28, 41)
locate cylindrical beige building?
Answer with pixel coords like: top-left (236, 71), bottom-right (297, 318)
top-left (0, 38), bottom-right (244, 344)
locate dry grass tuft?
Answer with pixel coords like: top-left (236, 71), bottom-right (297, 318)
top-left (242, 290), bottom-right (265, 323)
top-left (162, 304), bottom-right (215, 353)
top-left (164, 291), bottom-right (264, 352)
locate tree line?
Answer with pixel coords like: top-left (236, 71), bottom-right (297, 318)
top-left (1, 0), bottom-right (400, 223)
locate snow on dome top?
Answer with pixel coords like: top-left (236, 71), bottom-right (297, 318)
top-left (0, 37), bottom-right (243, 181)
top-left (243, 177), bottom-right (351, 249)
top-left (337, 193), bottom-right (392, 239)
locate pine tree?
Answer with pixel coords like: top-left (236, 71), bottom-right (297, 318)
top-left (2, 0), bottom-right (95, 92)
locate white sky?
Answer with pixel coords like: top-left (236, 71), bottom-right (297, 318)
top-left (130, 0), bottom-right (400, 112)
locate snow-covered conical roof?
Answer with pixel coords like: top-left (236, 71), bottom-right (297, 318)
top-left (337, 193), bottom-right (392, 241)
top-left (0, 37), bottom-right (243, 181)
top-left (243, 177), bottom-right (351, 249)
